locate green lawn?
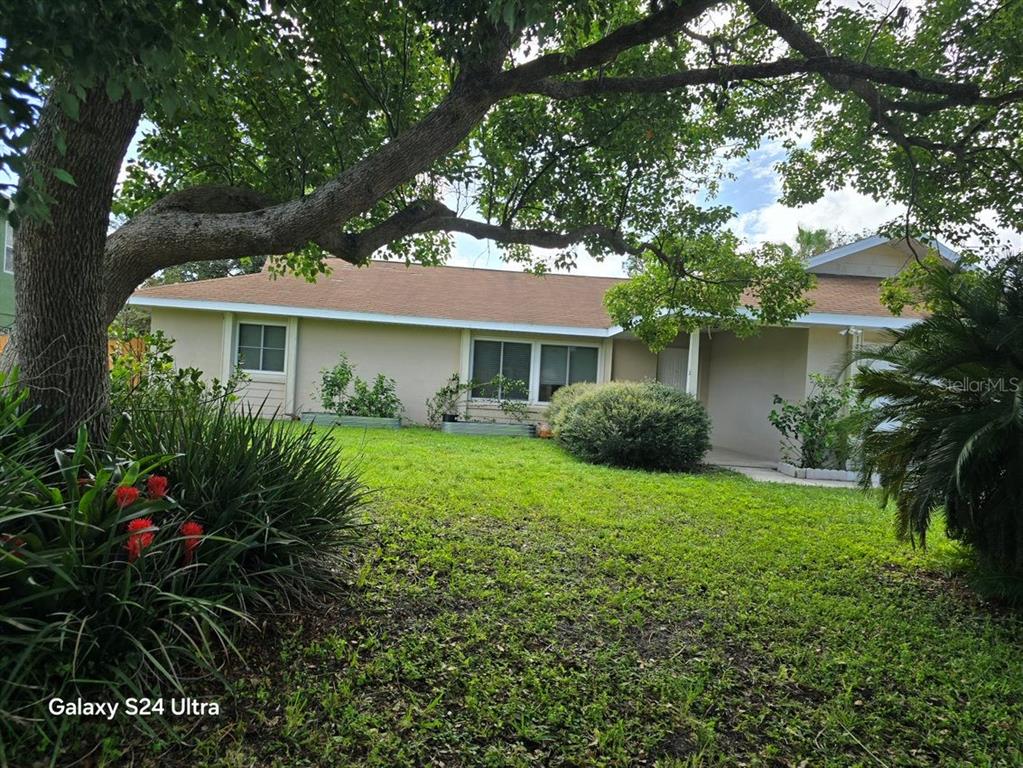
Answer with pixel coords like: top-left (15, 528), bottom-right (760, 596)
top-left (171, 427), bottom-right (1020, 767)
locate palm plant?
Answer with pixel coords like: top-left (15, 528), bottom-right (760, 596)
top-left (851, 256), bottom-right (1023, 576)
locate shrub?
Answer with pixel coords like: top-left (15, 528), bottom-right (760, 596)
top-left (768, 373), bottom-right (863, 469)
top-left (1, 372), bottom-right (368, 759)
top-left (554, 381), bottom-right (710, 471)
top-left (426, 373), bottom-right (530, 427)
top-left (851, 257), bottom-right (1023, 578)
top-left (347, 374), bottom-right (403, 418)
top-left (110, 329), bottom-right (246, 413)
top-left (545, 381), bottom-right (598, 429)
top-left (318, 353), bottom-right (402, 418)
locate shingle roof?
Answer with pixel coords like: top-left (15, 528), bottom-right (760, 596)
top-left (801, 274), bottom-right (924, 318)
top-left (132, 259), bottom-right (920, 327)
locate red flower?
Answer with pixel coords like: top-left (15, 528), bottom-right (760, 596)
top-left (125, 517), bottom-right (156, 562)
top-left (179, 521), bottom-right (204, 565)
top-left (0, 533), bottom-right (28, 559)
top-left (115, 485), bottom-right (140, 509)
top-left (146, 475), bottom-right (169, 500)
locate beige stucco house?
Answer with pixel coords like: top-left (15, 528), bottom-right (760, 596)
top-left (129, 235), bottom-right (954, 461)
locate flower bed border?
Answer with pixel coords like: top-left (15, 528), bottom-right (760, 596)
top-left (301, 412), bottom-right (402, 429)
top-left (441, 421), bottom-right (535, 437)
top-left (777, 461), bottom-right (879, 486)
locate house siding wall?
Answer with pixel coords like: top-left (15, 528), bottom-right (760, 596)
top-left (611, 338), bottom-right (658, 381)
top-left (810, 244), bottom-right (912, 278)
top-left (150, 305), bottom-right (889, 455)
top-left (239, 375), bottom-right (287, 416)
top-left (704, 327), bottom-right (809, 461)
top-left (805, 326), bottom-right (849, 390)
top-left (296, 318), bottom-right (461, 424)
top-left (150, 308), bottom-right (226, 380)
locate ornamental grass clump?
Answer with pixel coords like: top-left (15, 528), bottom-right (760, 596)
top-left (553, 381), bottom-right (711, 471)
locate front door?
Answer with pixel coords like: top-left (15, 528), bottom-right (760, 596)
top-left (656, 347), bottom-right (685, 390)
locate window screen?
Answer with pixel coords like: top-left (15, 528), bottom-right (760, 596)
top-left (538, 345), bottom-right (598, 401)
top-left (471, 340), bottom-right (531, 400)
top-left (237, 323), bottom-right (286, 372)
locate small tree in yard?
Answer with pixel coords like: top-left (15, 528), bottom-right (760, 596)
top-left (1, 0), bottom-right (1021, 440)
top-left (769, 373), bottom-right (862, 469)
top-left (851, 256), bottom-right (1023, 578)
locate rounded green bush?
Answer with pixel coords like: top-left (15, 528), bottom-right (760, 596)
top-left (545, 381), bottom-right (598, 429)
top-left (554, 381), bottom-right (711, 471)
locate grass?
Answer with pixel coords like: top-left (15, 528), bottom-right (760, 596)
top-left (145, 427), bottom-right (1020, 767)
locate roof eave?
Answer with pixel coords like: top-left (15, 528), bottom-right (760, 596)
top-left (128, 295), bottom-right (616, 338)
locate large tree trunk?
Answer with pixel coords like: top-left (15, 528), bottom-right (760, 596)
top-left (13, 84), bottom-right (141, 441)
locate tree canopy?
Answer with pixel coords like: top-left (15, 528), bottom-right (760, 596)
top-left (1, 0), bottom-right (1021, 382)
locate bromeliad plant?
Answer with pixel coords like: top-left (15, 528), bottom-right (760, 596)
top-left (0, 414), bottom-right (225, 759)
top-left (2, 369), bottom-right (369, 761)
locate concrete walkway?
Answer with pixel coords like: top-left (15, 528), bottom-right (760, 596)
top-left (705, 447), bottom-right (862, 489)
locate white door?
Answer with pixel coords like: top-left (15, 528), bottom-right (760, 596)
top-left (656, 347), bottom-right (685, 390)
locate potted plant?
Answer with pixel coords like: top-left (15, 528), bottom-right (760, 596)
top-left (426, 373), bottom-right (475, 427)
top-left (437, 375), bottom-right (536, 437)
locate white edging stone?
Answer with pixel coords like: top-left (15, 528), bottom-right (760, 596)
top-left (777, 461), bottom-right (880, 486)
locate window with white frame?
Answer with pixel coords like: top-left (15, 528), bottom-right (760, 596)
top-left (236, 322), bottom-right (286, 372)
top-left (471, 340), bottom-right (531, 400)
top-left (3, 223), bottom-right (13, 274)
top-left (538, 344), bottom-right (598, 401)
top-left (470, 338), bottom-right (600, 402)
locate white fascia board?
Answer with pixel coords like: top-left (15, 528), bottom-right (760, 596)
top-left (796, 312), bottom-right (918, 329)
top-left (924, 237), bottom-right (959, 262)
top-left (130, 297), bottom-right (919, 339)
top-left (806, 234), bottom-right (960, 270)
top-left (607, 312), bottom-right (918, 336)
top-left (129, 296), bottom-right (612, 338)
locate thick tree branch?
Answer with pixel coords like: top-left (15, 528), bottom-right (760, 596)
top-left (498, 0), bottom-right (721, 88)
top-left (348, 201), bottom-right (741, 285)
top-left (522, 56), bottom-right (981, 100)
top-left (412, 209), bottom-right (637, 254)
top-left (741, 0), bottom-right (920, 152)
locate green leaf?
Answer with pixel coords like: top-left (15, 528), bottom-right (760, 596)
top-left (52, 168), bottom-right (77, 187)
top-left (105, 78), bottom-right (126, 103)
top-left (56, 90), bottom-right (79, 121)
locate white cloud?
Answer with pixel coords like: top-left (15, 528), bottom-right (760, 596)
top-left (448, 236), bottom-right (628, 277)
top-left (729, 186), bottom-right (900, 247)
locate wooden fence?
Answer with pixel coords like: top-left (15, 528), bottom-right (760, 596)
top-left (0, 336), bottom-right (144, 367)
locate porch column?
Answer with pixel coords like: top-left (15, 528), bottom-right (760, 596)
top-left (685, 329), bottom-right (700, 397)
top-left (284, 316), bottom-right (299, 416)
top-left (220, 312), bottom-right (235, 380)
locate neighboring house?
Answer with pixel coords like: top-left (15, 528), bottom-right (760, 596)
top-left (129, 235), bottom-right (955, 461)
top-left (0, 218), bottom-right (14, 329)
